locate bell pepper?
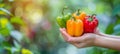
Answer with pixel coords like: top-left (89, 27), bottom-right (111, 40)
top-left (56, 7), bottom-right (71, 28)
top-left (84, 14), bottom-right (99, 33)
top-left (56, 16), bottom-right (66, 28)
top-left (66, 17), bottom-right (83, 37)
top-left (63, 13), bottom-right (71, 25)
top-left (73, 9), bottom-right (86, 21)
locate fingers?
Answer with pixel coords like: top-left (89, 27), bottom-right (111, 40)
top-left (71, 43), bottom-right (81, 48)
top-left (71, 43), bottom-right (87, 48)
top-left (67, 33), bottom-right (91, 43)
top-left (60, 28), bottom-right (71, 41)
top-left (59, 28), bottom-right (70, 38)
top-left (60, 28), bottom-right (96, 48)
top-left (62, 28), bottom-right (66, 31)
top-left (67, 36), bottom-right (84, 43)
top-left (60, 28), bottom-right (94, 43)
top-left (66, 33), bottom-right (95, 43)
top-left (60, 28), bottom-right (84, 43)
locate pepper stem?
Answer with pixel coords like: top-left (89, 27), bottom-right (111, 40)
top-left (71, 17), bottom-right (76, 21)
top-left (89, 14), bottom-right (96, 21)
top-left (91, 14), bottom-right (96, 18)
top-left (62, 6), bottom-right (68, 16)
top-left (77, 9), bottom-right (80, 15)
top-left (88, 18), bottom-right (93, 21)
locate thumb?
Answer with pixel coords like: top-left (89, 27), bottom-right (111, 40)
top-left (60, 28), bottom-right (71, 41)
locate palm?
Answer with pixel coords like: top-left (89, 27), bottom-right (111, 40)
top-left (60, 28), bottom-right (97, 48)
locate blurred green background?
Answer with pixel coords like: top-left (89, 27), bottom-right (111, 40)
top-left (0, 0), bottom-right (120, 54)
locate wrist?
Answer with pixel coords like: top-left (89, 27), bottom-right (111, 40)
top-left (95, 32), bottom-right (107, 37)
top-left (94, 35), bottom-right (102, 46)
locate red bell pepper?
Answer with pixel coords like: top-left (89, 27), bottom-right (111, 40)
top-left (84, 14), bottom-right (98, 33)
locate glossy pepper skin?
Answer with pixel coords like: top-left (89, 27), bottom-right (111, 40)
top-left (56, 6), bottom-right (71, 28)
top-left (63, 13), bottom-right (71, 27)
top-left (56, 16), bottom-right (66, 28)
top-left (73, 9), bottom-right (86, 21)
top-left (56, 13), bottom-right (71, 28)
top-left (84, 14), bottom-right (98, 33)
top-left (67, 18), bottom-right (83, 37)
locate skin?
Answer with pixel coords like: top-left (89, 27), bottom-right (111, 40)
top-left (60, 28), bottom-right (120, 51)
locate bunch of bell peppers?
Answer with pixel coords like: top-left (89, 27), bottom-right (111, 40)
top-left (56, 8), bottom-right (99, 37)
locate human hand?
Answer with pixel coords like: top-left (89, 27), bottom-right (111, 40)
top-left (93, 28), bottom-right (101, 35)
top-left (60, 28), bottom-right (98, 48)
top-left (94, 28), bottom-right (107, 36)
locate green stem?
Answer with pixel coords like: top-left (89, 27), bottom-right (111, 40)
top-left (91, 14), bottom-right (96, 18)
top-left (77, 9), bottom-right (80, 15)
top-left (72, 17), bottom-right (76, 21)
top-left (89, 14), bottom-right (96, 21)
top-left (88, 18), bottom-right (93, 21)
top-left (78, 9), bottom-right (80, 13)
top-left (62, 6), bottom-right (68, 16)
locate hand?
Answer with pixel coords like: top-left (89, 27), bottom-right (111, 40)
top-left (94, 28), bottom-right (101, 35)
top-left (60, 28), bottom-right (98, 48)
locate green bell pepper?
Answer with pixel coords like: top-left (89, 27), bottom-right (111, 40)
top-left (56, 16), bottom-right (66, 28)
top-left (56, 13), bottom-right (71, 28)
top-left (56, 6), bottom-right (72, 28)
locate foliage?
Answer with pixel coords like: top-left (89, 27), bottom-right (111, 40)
top-left (0, 0), bottom-right (120, 54)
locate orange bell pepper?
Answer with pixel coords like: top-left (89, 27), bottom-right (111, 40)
top-left (66, 19), bottom-right (74, 36)
top-left (66, 18), bottom-right (83, 37)
top-left (73, 9), bottom-right (86, 21)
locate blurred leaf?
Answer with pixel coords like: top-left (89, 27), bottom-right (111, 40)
top-left (93, 47), bottom-right (103, 54)
top-left (113, 0), bottom-right (120, 7)
top-left (11, 47), bottom-right (20, 54)
top-left (0, 0), bottom-right (3, 3)
top-left (2, 41), bottom-right (12, 48)
top-left (114, 24), bottom-right (120, 32)
top-left (0, 8), bottom-right (13, 16)
top-left (10, 30), bottom-right (23, 42)
top-left (88, 47), bottom-right (104, 54)
top-left (0, 18), bottom-right (9, 28)
top-left (105, 23), bottom-right (114, 34)
top-left (22, 48), bottom-right (33, 54)
top-left (96, 3), bottom-right (106, 14)
top-left (0, 18), bottom-right (13, 36)
top-left (0, 3), bottom-right (5, 8)
top-left (113, 24), bottom-right (120, 35)
top-left (0, 34), bottom-right (5, 42)
top-left (0, 10), bottom-right (6, 15)
top-left (13, 40), bottom-right (21, 49)
top-left (8, 0), bottom-right (14, 2)
top-left (2, 40), bottom-right (20, 54)
top-left (112, 5), bottom-right (120, 16)
top-left (0, 28), bottom-right (10, 36)
top-left (6, 22), bottom-right (14, 31)
top-left (108, 49), bottom-right (118, 53)
top-left (115, 18), bottom-right (120, 24)
top-left (10, 17), bottom-right (25, 26)
top-left (113, 32), bottom-right (120, 35)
